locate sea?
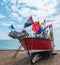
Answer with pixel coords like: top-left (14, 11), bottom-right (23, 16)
top-left (0, 39), bottom-right (22, 50)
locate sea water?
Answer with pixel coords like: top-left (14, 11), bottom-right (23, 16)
top-left (0, 39), bottom-right (21, 50)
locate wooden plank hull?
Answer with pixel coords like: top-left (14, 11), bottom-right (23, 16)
top-left (20, 38), bottom-right (54, 51)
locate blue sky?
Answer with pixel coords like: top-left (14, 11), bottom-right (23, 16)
top-left (0, 0), bottom-right (60, 49)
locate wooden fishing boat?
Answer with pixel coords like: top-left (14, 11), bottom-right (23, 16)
top-left (8, 18), bottom-right (54, 63)
top-left (20, 37), bottom-right (54, 51)
top-left (20, 37), bottom-right (54, 63)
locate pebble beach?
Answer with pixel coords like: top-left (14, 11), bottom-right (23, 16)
top-left (0, 50), bottom-right (60, 65)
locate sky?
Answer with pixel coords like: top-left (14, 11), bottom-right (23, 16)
top-left (0, 0), bottom-right (60, 49)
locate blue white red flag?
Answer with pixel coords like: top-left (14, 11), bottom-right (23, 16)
top-left (24, 16), bottom-right (33, 28)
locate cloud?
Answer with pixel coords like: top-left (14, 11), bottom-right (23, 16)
top-left (43, 0), bottom-right (57, 9)
top-left (0, 32), bottom-right (11, 39)
top-left (0, 31), bottom-right (10, 39)
top-left (3, 0), bottom-right (7, 3)
top-left (3, 0), bottom-right (56, 18)
top-left (0, 21), bottom-right (15, 26)
top-left (55, 15), bottom-right (60, 21)
top-left (4, 0), bottom-right (59, 30)
top-left (18, 0), bottom-right (57, 19)
top-left (5, 6), bottom-right (11, 11)
top-left (1, 22), bottom-right (10, 26)
top-left (14, 24), bottom-right (24, 28)
top-left (11, 13), bottom-right (19, 18)
top-left (11, 4), bottom-right (18, 12)
top-left (45, 20), bottom-right (60, 29)
top-left (11, 12), bottom-right (23, 22)
top-left (52, 15), bottom-right (60, 28)
top-left (0, 13), bottom-right (6, 18)
top-left (1, 0), bottom-right (59, 29)
top-left (1, 0), bottom-right (59, 28)
top-left (19, 0), bottom-right (44, 9)
top-left (0, 20), bottom-right (24, 30)
top-left (2, 0), bottom-right (57, 24)
top-left (10, 0), bottom-right (16, 4)
top-left (17, 7), bottom-right (31, 18)
top-left (54, 24), bottom-right (60, 28)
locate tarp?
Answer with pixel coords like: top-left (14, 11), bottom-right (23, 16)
top-left (8, 30), bottom-right (29, 39)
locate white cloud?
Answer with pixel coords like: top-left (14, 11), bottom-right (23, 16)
top-left (11, 13), bottom-right (18, 17)
top-left (20, 0), bottom-right (44, 9)
top-left (14, 24), bottom-right (24, 28)
top-left (0, 14), bottom-right (6, 18)
top-left (45, 20), bottom-right (60, 29)
top-left (17, 17), bottom-right (23, 22)
top-left (55, 15), bottom-right (60, 21)
top-left (52, 15), bottom-right (60, 28)
top-left (18, 7), bottom-right (30, 17)
top-left (0, 32), bottom-right (11, 39)
top-left (5, 6), bottom-right (11, 11)
top-left (1, 21), bottom-right (15, 26)
top-left (11, 13), bottom-right (23, 22)
top-left (18, 0), bottom-right (57, 19)
top-left (10, 0), bottom-right (16, 4)
top-left (43, 0), bottom-right (57, 9)
top-left (11, 5), bottom-right (18, 12)
top-left (14, 0), bottom-right (58, 29)
top-left (1, 23), bottom-right (10, 26)
top-left (3, 0), bottom-right (7, 3)
top-left (3, 0), bottom-right (57, 24)
top-left (54, 23), bottom-right (60, 28)
top-left (2, 0), bottom-right (58, 28)
top-left (31, 10), bottom-right (46, 18)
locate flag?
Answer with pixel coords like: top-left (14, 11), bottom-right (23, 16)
top-left (44, 19), bottom-right (46, 23)
top-left (35, 27), bottom-right (43, 34)
top-left (37, 27), bottom-right (43, 33)
top-left (32, 21), bottom-right (40, 32)
top-left (24, 16), bottom-right (34, 28)
top-left (21, 29), bottom-right (26, 33)
top-left (48, 24), bottom-right (52, 28)
top-left (41, 22), bottom-right (45, 26)
top-left (9, 24), bottom-right (15, 31)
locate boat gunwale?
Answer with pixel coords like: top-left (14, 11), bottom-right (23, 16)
top-left (20, 37), bottom-right (53, 42)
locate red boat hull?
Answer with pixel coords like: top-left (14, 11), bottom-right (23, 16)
top-left (20, 38), bottom-right (54, 51)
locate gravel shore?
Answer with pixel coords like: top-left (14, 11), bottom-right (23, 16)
top-left (0, 50), bottom-right (60, 65)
